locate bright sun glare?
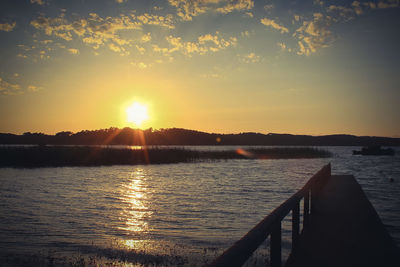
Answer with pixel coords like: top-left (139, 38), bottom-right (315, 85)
top-left (126, 102), bottom-right (149, 126)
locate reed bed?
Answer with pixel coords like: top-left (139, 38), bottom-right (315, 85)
top-left (0, 146), bottom-right (332, 168)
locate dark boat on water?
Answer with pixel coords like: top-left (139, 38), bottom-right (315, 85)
top-left (353, 146), bottom-right (395, 156)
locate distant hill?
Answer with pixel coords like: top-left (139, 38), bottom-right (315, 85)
top-left (0, 127), bottom-right (399, 146)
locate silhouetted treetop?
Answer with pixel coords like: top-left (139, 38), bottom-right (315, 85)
top-left (0, 127), bottom-right (399, 146)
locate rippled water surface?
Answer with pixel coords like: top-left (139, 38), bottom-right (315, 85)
top-left (0, 146), bottom-right (399, 266)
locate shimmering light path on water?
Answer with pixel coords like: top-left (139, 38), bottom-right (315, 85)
top-left (0, 147), bottom-right (399, 265)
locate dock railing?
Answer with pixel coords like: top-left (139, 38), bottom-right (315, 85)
top-left (208, 163), bottom-right (331, 267)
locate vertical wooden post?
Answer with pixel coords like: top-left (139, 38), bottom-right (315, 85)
top-left (292, 201), bottom-right (300, 249)
top-left (304, 191), bottom-right (309, 228)
top-left (270, 222), bottom-right (281, 267)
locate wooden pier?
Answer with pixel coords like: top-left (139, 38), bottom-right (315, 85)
top-left (208, 164), bottom-right (399, 267)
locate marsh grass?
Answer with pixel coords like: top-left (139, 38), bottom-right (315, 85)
top-left (0, 146), bottom-right (332, 167)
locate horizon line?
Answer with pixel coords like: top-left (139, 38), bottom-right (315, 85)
top-left (1, 126), bottom-right (399, 139)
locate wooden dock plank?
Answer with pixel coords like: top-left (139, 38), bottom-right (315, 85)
top-left (286, 175), bottom-right (399, 267)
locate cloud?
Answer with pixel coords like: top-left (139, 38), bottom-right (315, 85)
top-left (260, 18), bottom-right (289, 33)
top-left (277, 42), bottom-right (286, 51)
top-left (352, 1), bottom-right (364, 15)
top-left (141, 32), bottom-right (152, 43)
top-left (30, 0), bottom-right (45, 5)
top-left (0, 22), bottom-right (16, 32)
top-left (168, 0), bottom-right (254, 21)
top-left (131, 62), bottom-right (149, 69)
top-left (0, 75), bottom-right (42, 95)
top-left (134, 13), bottom-right (175, 29)
top-left (27, 85), bottom-right (40, 92)
top-left (155, 32), bottom-right (237, 57)
top-left (374, 0), bottom-right (400, 9)
top-left (239, 52), bottom-right (261, 63)
top-left (108, 43), bottom-right (121, 52)
top-left (318, 0), bottom-right (400, 23)
top-left (0, 77), bottom-right (21, 95)
top-left (39, 50), bottom-right (50, 59)
top-left (168, 0), bottom-right (209, 21)
top-left (68, 48), bottom-right (79, 54)
top-left (326, 4), bottom-right (356, 21)
top-left (31, 16), bottom-right (74, 41)
top-left (365, 1), bottom-right (395, 10)
top-left (241, 30), bottom-right (251, 37)
top-left (200, 73), bottom-right (222, 79)
top-left (216, 0), bottom-right (254, 14)
top-left (264, 4), bottom-right (274, 10)
top-left (296, 0), bottom-right (399, 56)
top-left (31, 12), bottom-right (175, 54)
top-left (294, 13), bottom-right (335, 56)
top-left (313, 0), bottom-right (324, 6)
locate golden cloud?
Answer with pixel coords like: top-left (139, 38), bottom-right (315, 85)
top-left (168, 0), bottom-right (254, 21)
top-left (161, 32), bottom-right (237, 56)
top-left (0, 22), bottom-right (16, 32)
top-left (294, 13), bottom-right (334, 56)
top-left (30, 12), bottom-right (175, 54)
top-left (261, 18), bottom-right (289, 33)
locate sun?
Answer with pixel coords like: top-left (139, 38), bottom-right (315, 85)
top-left (126, 102), bottom-right (149, 126)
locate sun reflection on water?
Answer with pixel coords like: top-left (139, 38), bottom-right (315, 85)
top-left (118, 168), bottom-right (153, 250)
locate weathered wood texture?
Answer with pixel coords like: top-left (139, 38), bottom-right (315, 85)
top-left (286, 175), bottom-right (400, 267)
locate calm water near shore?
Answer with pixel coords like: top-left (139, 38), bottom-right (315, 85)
top-left (0, 146), bottom-right (399, 266)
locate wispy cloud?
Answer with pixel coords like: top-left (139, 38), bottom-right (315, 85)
top-left (216, 0), bottom-right (254, 14)
top-left (294, 13), bottom-right (334, 56)
top-left (168, 0), bottom-right (208, 21)
top-left (294, 0), bottom-right (400, 55)
top-left (314, 0), bottom-right (400, 21)
top-left (260, 18), bottom-right (289, 33)
top-left (27, 85), bottom-right (40, 92)
top-left (0, 77), bottom-right (21, 95)
top-left (140, 32), bottom-right (152, 43)
top-left (264, 4), bottom-right (274, 10)
top-left (30, 0), bottom-right (45, 5)
top-left (375, 0), bottom-right (400, 9)
top-left (168, 0), bottom-right (254, 21)
top-left (0, 22), bottom-right (16, 32)
top-left (326, 4), bottom-right (356, 21)
top-left (67, 48), bottom-right (79, 55)
top-left (239, 52), bottom-right (261, 63)
top-left (0, 74), bottom-right (42, 95)
top-left (277, 42), bottom-right (286, 51)
top-left (131, 61), bottom-right (151, 69)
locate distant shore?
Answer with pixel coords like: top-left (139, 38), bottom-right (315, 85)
top-left (0, 146), bottom-right (332, 168)
top-left (1, 127), bottom-right (399, 146)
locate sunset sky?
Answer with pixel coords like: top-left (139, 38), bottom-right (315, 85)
top-left (0, 0), bottom-right (399, 136)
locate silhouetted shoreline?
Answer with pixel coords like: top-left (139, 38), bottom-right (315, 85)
top-left (1, 127), bottom-right (399, 146)
top-left (0, 146), bottom-right (332, 168)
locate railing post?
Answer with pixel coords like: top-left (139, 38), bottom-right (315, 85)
top-left (292, 201), bottom-right (300, 249)
top-left (303, 190), bottom-right (309, 228)
top-left (270, 222), bottom-right (281, 267)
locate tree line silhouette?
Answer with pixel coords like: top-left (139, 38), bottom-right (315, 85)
top-left (0, 127), bottom-right (399, 146)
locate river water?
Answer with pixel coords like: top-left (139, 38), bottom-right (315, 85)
top-left (0, 146), bottom-right (399, 266)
